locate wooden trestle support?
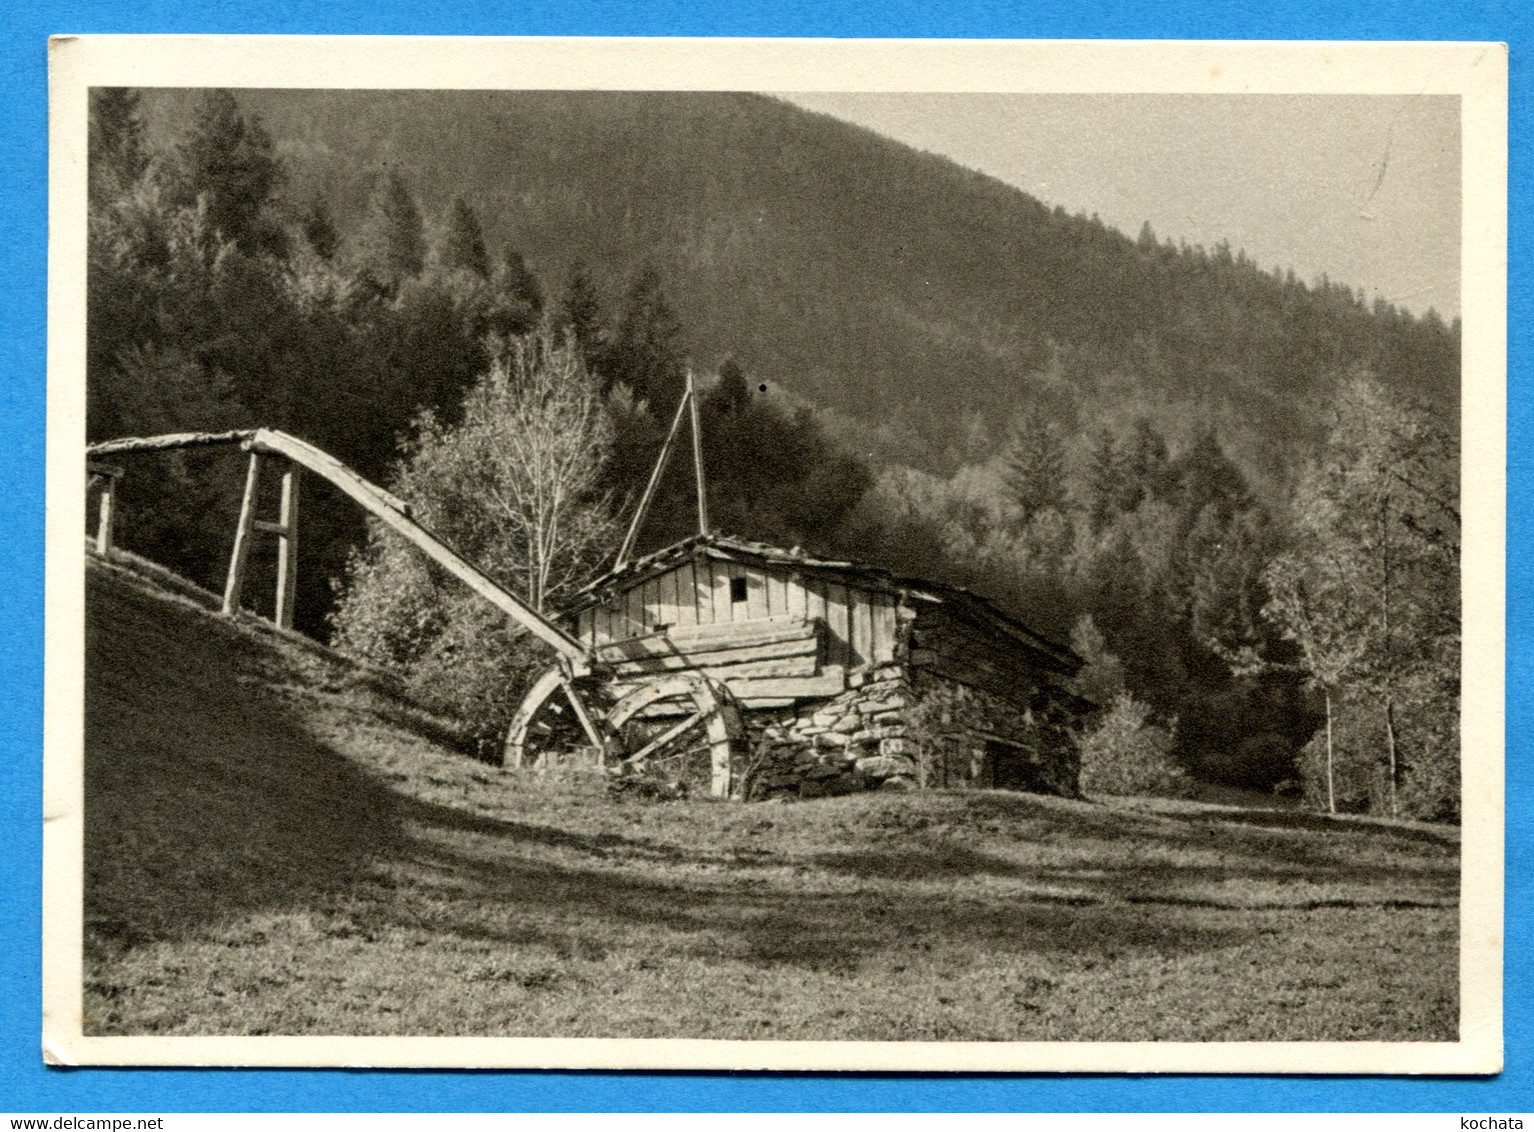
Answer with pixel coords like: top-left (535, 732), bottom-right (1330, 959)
top-left (85, 426), bottom-right (745, 797)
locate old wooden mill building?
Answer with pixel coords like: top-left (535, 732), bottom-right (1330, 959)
top-left (88, 376), bottom-right (1087, 801)
top-left (559, 533), bottom-right (1087, 799)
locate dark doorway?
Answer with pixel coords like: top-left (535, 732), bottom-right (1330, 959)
top-left (985, 739), bottom-right (1048, 793)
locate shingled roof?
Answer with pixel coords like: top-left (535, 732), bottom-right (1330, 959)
top-left (564, 533), bottom-right (1082, 674)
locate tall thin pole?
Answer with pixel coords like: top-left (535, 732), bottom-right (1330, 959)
top-left (1323, 685), bottom-right (1337, 815)
top-left (273, 466), bottom-right (301, 629)
top-left (222, 452), bottom-right (262, 616)
top-left (687, 369), bottom-right (709, 536)
top-left (615, 387), bottom-right (692, 569)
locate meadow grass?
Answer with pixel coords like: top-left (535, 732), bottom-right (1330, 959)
top-left (83, 558), bottom-right (1459, 1041)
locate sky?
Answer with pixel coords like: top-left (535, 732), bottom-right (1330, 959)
top-left (783, 93), bottom-right (1461, 320)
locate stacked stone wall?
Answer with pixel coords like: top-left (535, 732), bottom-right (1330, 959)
top-left (733, 663), bottom-right (1080, 800)
top-left (736, 663), bottom-right (918, 799)
top-left (905, 672), bottom-right (1080, 798)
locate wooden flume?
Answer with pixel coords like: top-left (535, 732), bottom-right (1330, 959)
top-left (85, 405), bottom-right (744, 796)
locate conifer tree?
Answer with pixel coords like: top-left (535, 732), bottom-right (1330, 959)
top-left (88, 88), bottom-right (148, 206)
top-left (560, 261), bottom-right (603, 360)
top-left (1173, 429), bottom-right (1251, 529)
top-left (441, 196), bottom-right (491, 278)
top-left (301, 199), bottom-right (340, 261)
top-left (711, 356), bottom-right (751, 415)
top-left (359, 171), bottom-right (426, 287)
top-left (1124, 418), bottom-right (1174, 501)
top-left (598, 264), bottom-right (685, 406)
top-left (1000, 409), bottom-right (1066, 522)
top-left (166, 89), bottom-right (287, 258)
top-left (1084, 429), bottom-right (1131, 530)
top-left (501, 249), bottom-right (544, 319)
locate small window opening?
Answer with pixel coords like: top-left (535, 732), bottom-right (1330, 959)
top-left (730, 576), bottom-right (749, 604)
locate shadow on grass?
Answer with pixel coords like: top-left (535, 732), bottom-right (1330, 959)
top-left (86, 556), bottom-right (1244, 980)
top-left (372, 815), bottom-right (1248, 975)
top-left (797, 790), bottom-right (1455, 898)
top-left (809, 844), bottom-right (1036, 881)
top-left (85, 561), bottom-right (1456, 998)
top-left (85, 567), bottom-right (415, 951)
top-left (1153, 805), bottom-right (1460, 846)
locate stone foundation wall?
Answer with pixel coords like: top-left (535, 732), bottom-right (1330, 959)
top-left (733, 663), bottom-right (1079, 800)
top-left (736, 663), bottom-right (918, 799)
top-left (905, 671), bottom-right (1080, 798)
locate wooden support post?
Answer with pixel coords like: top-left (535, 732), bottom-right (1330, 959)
top-left (222, 452), bottom-right (262, 617)
top-left (274, 465), bottom-right (300, 629)
top-left (87, 462), bottom-right (124, 556)
top-left (96, 479), bottom-right (115, 555)
top-left (558, 676), bottom-right (610, 762)
top-left (687, 369), bottom-right (709, 536)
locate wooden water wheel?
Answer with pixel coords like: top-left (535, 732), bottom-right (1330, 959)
top-left (504, 667), bottom-right (744, 797)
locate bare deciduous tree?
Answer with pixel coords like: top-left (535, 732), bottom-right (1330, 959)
top-left (331, 325), bottom-right (617, 741)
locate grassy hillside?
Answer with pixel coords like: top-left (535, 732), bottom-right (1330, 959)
top-left (85, 556), bottom-right (1459, 1040)
top-left (138, 90), bottom-right (1458, 482)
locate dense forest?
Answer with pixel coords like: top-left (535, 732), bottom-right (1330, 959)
top-left (87, 88), bottom-right (1461, 819)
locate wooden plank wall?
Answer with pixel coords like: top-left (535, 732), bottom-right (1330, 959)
top-left (573, 559), bottom-right (900, 672)
top-left (907, 605), bottom-right (1043, 706)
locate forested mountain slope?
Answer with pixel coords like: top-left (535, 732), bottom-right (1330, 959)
top-left (138, 89), bottom-right (1458, 482)
top-left (96, 88), bottom-right (1460, 808)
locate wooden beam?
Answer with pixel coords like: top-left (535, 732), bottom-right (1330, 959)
top-left (723, 667), bottom-right (845, 699)
top-left (620, 709), bottom-right (708, 766)
top-left (658, 567), bottom-right (680, 627)
top-left (825, 582), bottom-right (850, 667)
top-left (851, 592), bottom-right (875, 668)
top-left (867, 592), bottom-right (896, 664)
top-left (942, 729), bottom-right (1036, 752)
top-left (607, 635), bottom-right (817, 674)
top-left (687, 369), bottom-right (709, 536)
top-left (767, 571), bottom-right (788, 618)
top-left (615, 386), bottom-right (692, 569)
top-left (558, 675), bottom-right (610, 760)
top-left (746, 571), bottom-right (768, 620)
top-left (88, 429), bottom-right (257, 457)
top-left (675, 561), bottom-right (698, 628)
top-left (616, 647), bottom-right (822, 674)
top-left (274, 465), bottom-right (300, 630)
top-left (925, 652), bottom-right (1032, 708)
top-left (711, 560), bottom-right (733, 624)
top-left (222, 452), bottom-right (262, 617)
top-left (693, 559), bottom-right (715, 625)
top-left (596, 615), bottom-right (812, 661)
top-left (605, 668), bottom-right (847, 705)
top-left (246, 429), bottom-right (588, 667)
top-left (87, 462), bottom-right (125, 555)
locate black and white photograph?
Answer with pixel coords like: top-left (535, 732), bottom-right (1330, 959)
top-left (44, 37), bottom-right (1505, 1072)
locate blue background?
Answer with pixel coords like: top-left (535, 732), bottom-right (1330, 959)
top-left (1, 0), bottom-right (1526, 1113)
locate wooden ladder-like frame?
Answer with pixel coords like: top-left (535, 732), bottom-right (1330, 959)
top-left (222, 452), bottom-right (302, 629)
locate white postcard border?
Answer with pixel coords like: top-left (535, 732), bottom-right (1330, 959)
top-left (44, 35), bottom-right (1508, 1074)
